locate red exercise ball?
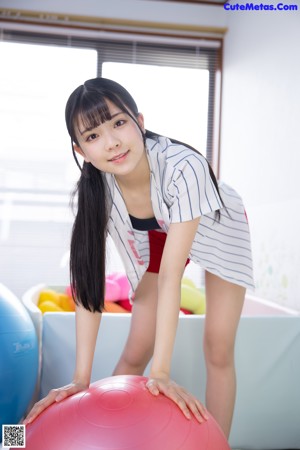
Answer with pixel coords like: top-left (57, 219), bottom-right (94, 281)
top-left (21, 375), bottom-right (230, 450)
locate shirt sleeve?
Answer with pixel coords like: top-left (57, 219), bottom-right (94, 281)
top-left (167, 153), bottom-right (223, 223)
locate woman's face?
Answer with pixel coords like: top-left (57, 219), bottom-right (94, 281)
top-left (73, 99), bottom-right (146, 179)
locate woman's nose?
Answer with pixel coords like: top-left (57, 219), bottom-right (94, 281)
top-left (105, 132), bottom-right (120, 151)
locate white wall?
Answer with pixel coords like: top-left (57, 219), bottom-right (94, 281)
top-left (221, 9), bottom-right (300, 309)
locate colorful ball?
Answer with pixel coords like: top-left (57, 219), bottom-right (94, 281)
top-left (181, 284), bottom-right (206, 315)
top-left (38, 300), bottom-right (64, 313)
top-left (105, 278), bottom-right (121, 302)
top-left (110, 272), bottom-right (131, 299)
top-left (103, 301), bottom-right (129, 314)
top-left (182, 277), bottom-right (197, 289)
top-left (37, 289), bottom-right (75, 313)
top-left (65, 285), bottom-right (73, 299)
top-left (59, 293), bottom-right (76, 312)
top-left (0, 284), bottom-right (38, 442)
top-left (38, 289), bottom-right (60, 305)
top-left (21, 375), bottom-right (230, 450)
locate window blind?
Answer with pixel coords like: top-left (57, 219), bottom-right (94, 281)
top-left (1, 27), bottom-right (222, 169)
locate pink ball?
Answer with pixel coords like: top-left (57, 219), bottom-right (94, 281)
top-left (21, 375), bottom-right (230, 450)
top-left (109, 272), bottom-right (131, 300)
top-left (105, 278), bottom-right (121, 302)
top-left (65, 285), bottom-right (73, 298)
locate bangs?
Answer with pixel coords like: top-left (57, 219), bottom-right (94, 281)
top-left (75, 96), bottom-right (112, 136)
top-left (68, 85), bottom-right (140, 145)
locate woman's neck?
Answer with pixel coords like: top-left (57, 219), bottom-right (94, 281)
top-left (115, 151), bottom-right (154, 219)
top-left (115, 150), bottom-right (150, 191)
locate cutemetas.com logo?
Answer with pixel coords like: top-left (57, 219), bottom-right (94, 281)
top-left (224, 0), bottom-right (298, 10)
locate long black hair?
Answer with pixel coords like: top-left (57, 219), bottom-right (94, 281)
top-left (65, 77), bottom-right (223, 313)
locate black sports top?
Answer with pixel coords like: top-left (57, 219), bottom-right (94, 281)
top-left (129, 215), bottom-right (160, 231)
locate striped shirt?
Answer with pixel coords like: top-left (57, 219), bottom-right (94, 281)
top-left (105, 135), bottom-right (254, 294)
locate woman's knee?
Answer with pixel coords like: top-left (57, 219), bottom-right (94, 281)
top-left (203, 334), bottom-right (235, 369)
top-left (203, 272), bottom-right (245, 370)
top-left (121, 335), bottom-right (154, 369)
top-left (117, 274), bottom-right (158, 372)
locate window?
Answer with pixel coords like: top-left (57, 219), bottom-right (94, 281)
top-left (0, 41), bottom-right (97, 193)
top-left (102, 62), bottom-right (209, 153)
top-left (0, 28), bottom-right (222, 294)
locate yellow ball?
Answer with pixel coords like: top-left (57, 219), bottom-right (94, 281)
top-left (181, 284), bottom-right (206, 315)
top-left (38, 290), bottom-right (61, 307)
top-left (38, 300), bottom-right (64, 314)
top-left (59, 293), bottom-right (75, 312)
top-left (181, 277), bottom-right (197, 289)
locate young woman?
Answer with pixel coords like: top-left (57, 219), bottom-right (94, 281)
top-left (24, 78), bottom-right (254, 438)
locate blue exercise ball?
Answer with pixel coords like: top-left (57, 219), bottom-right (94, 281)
top-left (0, 283), bottom-right (39, 442)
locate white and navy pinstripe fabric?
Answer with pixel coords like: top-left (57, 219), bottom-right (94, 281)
top-left (105, 136), bottom-right (254, 295)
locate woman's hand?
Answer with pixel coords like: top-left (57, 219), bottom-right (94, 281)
top-left (146, 376), bottom-right (208, 423)
top-left (23, 381), bottom-right (88, 425)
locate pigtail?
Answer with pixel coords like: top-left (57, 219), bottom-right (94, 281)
top-left (70, 162), bottom-right (108, 313)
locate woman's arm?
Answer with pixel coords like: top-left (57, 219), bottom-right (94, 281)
top-left (151, 217), bottom-right (200, 376)
top-left (24, 304), bottom-right (101, 424)
top-left (147, 217), bottom-right (208, 422)
top-left (72, 304), bottom-right (102, 385)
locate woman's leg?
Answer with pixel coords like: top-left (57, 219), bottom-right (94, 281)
top-left (113, 271), bottom-right (158, 376)
top-left (203, 271), bottom-right (245, 438)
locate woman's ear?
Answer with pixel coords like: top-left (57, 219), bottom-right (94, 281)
top-left (73, 144), bottom-right (90, 162)
top-left (137, 113), bottom-right (145, 133)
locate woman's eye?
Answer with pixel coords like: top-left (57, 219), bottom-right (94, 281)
top-left (115, 119), bottom-right (125, 127)
top-left (87, 133), bottom-right (98, 141)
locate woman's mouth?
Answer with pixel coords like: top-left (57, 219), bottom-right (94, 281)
top-left (109, 150), bottom-right (129, 163)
